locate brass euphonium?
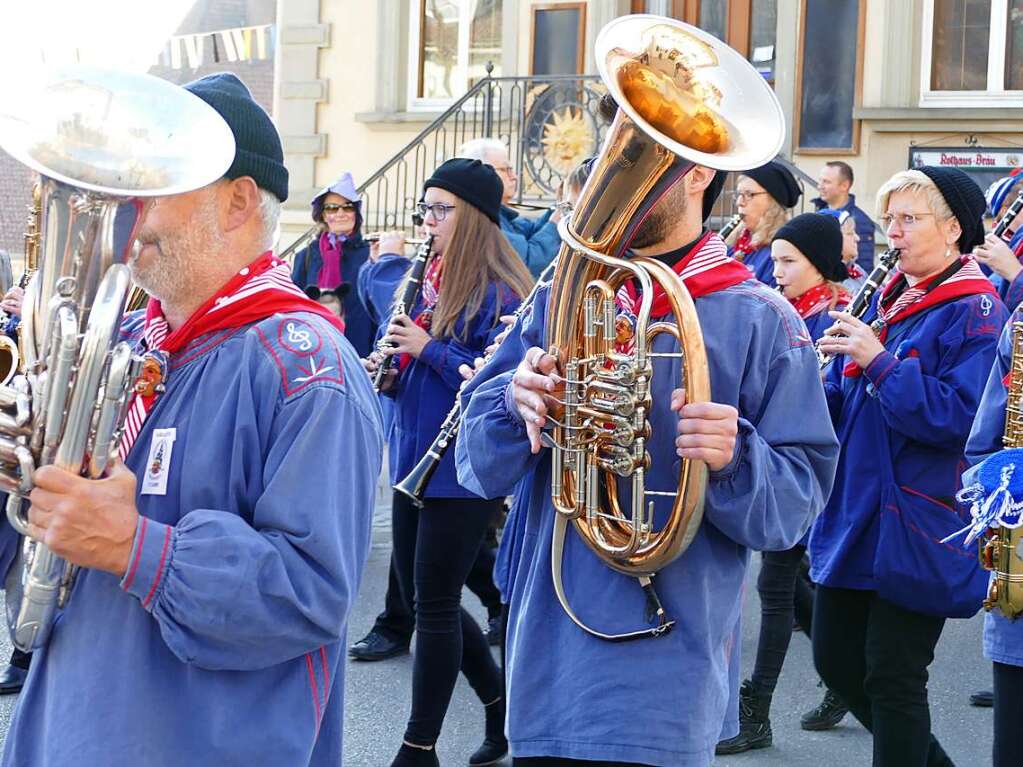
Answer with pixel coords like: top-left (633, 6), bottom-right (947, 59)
top-left (543, 15), bottom-right (784, 640)
top-left (0, 66), bottom-right (234, 650)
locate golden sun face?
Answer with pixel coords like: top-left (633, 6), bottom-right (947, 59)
top-left (540, 108), bottom-right (594, 175)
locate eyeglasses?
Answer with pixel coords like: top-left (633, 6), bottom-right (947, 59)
top-left (416, 202), bottom-right (457, 222)
top-left (733, 191), bottom-right (769, 202)
top-left (323, 203), bottom-right (357, 214)
top-left (879, 212), bottom-right (936, 230)
top-left (491, 164), bottom-right (515, 175)
top-left (555, 201), bottom-right (574, 216)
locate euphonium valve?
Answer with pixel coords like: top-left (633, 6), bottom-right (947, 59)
top-left (542, 15), bottom-right (784, 640)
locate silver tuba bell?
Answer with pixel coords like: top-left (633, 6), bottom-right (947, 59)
top-left (0, 66), bottom-right (235, 651)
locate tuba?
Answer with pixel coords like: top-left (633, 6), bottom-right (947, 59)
top-left (544, 15), bottom-right (784, 640)
top-left (0, 66), bottom-right (234, 651)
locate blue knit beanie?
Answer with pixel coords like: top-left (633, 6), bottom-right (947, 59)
top-left (184, 73), bottom-right (289, 202)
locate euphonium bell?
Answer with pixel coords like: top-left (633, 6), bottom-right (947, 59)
top-left (544, 15), bottom-right (784, 639)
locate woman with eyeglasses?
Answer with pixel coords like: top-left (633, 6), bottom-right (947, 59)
top-left (725, 160), bottom-right (802, 288)
top-left (290, 172), bottom-right (376, 356)
top-left (811, 167), bottom-right (1008, 767)
top-left (361, 158), bottom-right (533, 767)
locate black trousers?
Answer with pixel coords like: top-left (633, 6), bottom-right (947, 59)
top-left (752, 545), bottom-right (815, 694)
top-left (812, 585), bottom-right (954, 767)
top-left (373, 527), bottom-right (502, 642)
top-left (993, 661), bottom-right (1023, 767)
top-left (390, 492), bottom-right (503, 746)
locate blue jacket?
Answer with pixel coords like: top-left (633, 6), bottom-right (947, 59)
top-left (363, 254), bottom-right (522, 498)
top-left (455, 277), bottom-right (839, 766)
top-left (814, 194), bottom-right (877, 273)
top-left (964, 308), bottom-right (1023, 666)
top-left (810, 290), bottom-right (1006, 591)
top-left (291, 234), bottom-right (376, 358)
top-left (500, 206), bottom-right (561, 278)
top-left (730, 243), bottom-right (776, 289)
top-left (985, 230), bottom-right (1023, 312)
top-left (0, 310), bottom-right (383, 767)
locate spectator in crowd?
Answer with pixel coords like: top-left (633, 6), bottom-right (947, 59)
top-left (813, 161), bottom-right (877, 273)
top-left (457, 138), bottom-right (561, 278)
top-left (290, 172), bottom-right (376, 357)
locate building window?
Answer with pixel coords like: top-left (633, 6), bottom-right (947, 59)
top-left (794, 0), bottom-right (864, 153)
top-left (530, 4), bottom-right (587, 75)
top-left (922, 0), bottom-right (1023, 106)
top-left (411, 0), bottom-right (503, 107)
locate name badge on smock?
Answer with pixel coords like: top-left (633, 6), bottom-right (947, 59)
top-left (141, 428), bottom-right (176, 496)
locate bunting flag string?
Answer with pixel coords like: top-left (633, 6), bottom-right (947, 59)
top-left (162, 24), bottom-right (274, 70)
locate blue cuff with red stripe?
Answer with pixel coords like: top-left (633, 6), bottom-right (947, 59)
top-left (863, 350), bottom-right (899, 390)
top-left (120, 515), bottom-right (177, 612)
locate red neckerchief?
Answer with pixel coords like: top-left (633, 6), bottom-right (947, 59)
top-left (842, 256), bottom-right (996, 378)
top-left (120, 252), bottom-right (344, 458)
top-left (732, 227), bottom-right (756, 262)
top-left (614, 231), bottom-right (752, 353)
top-left (398, 255), bottom-right (444, 373)
top-left (790, 282), bottom-right (851, 319)
top-left (846, 262), bottom-right (865, 280)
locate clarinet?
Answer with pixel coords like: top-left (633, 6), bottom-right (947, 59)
top-left (816, 247), bottom-right (900, 370)
top-left (371, 235), bottom-right (435, 392)
top-left (394, 259), bottom-right (557, 506)
top-left (993, 190), bottom-right (1023, 241)
top-left (718, 213), bottom-right (742, 241)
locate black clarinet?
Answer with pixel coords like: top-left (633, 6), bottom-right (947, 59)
top-left (816, 247), bottom-right (901, 370)
top-left (718, 213), bottom-right (742, 241)
top-left (993, 190), bottom-right (1023, 241)
top-left (394, 260), bottom-right (557, 506)
top-left (372, 235), bottom-right (435, 392)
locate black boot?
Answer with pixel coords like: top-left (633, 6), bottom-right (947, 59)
top-left (800, 688), bottom-right (849, 731)
top-left (715, 679), bottom-right (773, 755)
top-left (390, 741), bottom-right (440, 767)
top-left (469, 696), bottom-right (508, 766)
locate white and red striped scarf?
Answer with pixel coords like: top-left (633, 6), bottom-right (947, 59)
top-left (877, 256), bottom-right (991, 325)
top-left (614, 231), bottom-right (752, 354)
top-left (119, 252), bottom-right (345, 459)
top-left (842, 255), bottom-right (997, 378)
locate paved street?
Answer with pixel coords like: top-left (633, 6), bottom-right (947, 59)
top-left (340, 477), bottom-right (994, 767)
top-left (0, 475), bottom-right (995, 765)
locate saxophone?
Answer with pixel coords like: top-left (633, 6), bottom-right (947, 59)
top-left (0, 65), bottom-right (235, 650)
top-left (980, 320), bottom-right (1023, 617)
top-left (0, 186), bottom-right (41, 386)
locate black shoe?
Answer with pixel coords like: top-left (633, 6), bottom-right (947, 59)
top-left (800, 689), bottom-right (849, 731)
top-left (468, 736), bottom-right (508, 765)
top-left (484, 615), bottom-right (502, 647)
top-left (0, 665), bottom-right (27, 695)
top-left (969, 689), bottom-right (994, 708)
top-left (348, 630), bottom-right (410, 662)
top-left (715, 679), bottom-right (772, 755)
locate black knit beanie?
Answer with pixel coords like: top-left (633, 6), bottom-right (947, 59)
top-left (184, 73), bottom-right (289, 202)
top-left (744, 160), bottom-right (802, 208)
top-left (773, 213), bottom-right (849, 282)
top-left (424, 158), bottom-right (503, 224)
top-left (917, 166), bottom-right (987, 252)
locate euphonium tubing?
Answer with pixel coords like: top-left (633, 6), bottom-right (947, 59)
top-left (541, 15), bottom-right (784, 640)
